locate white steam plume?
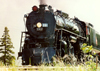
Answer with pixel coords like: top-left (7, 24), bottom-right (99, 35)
top-left (39, 0), bottom-right (47, 5)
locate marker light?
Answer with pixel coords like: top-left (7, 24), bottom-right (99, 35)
top-left (42, 23), bottom-right (48, 27)
top-left (32, 6), bottom-right (38, 12)
top-left (37, 22), bottom-right (42, 28)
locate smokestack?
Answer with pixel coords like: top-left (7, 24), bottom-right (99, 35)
top-left (39, 0), bottom-right (47, 5)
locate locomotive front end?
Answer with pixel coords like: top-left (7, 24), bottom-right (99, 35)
top-left (26, 5), bottom-right (56, 39)
top-left (18, 5), bottom-right (56, 65)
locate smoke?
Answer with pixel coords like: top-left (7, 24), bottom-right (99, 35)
top-left (39, 0), bottom-right (47, 5)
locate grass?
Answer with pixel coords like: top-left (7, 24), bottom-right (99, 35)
top-left (1, 44), bottom-right (100, 71)
top-left (0, 60), bottom-right (100, 71)
top-left (0, 55), bottom-right (100, 71)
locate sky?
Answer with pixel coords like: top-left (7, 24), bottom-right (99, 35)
top-left (0, 0), bottom-right (100, 65)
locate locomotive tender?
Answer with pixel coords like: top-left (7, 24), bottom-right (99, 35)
top-left (18, 4), bottom-right (100, 65)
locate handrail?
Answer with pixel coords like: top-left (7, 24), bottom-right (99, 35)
top-left (56, 28), bottom-right (86, 39)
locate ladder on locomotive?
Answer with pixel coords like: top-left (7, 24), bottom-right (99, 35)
top-left (19, 32), bottom-right (28, 53)
top-left (18, 32), bottom-right (29, 59)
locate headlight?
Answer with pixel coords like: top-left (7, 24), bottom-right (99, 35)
top-left (37, 22), bottom-right (42, 28)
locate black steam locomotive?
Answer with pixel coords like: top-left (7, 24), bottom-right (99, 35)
top-left (18, 4), bottom-right (100, 65)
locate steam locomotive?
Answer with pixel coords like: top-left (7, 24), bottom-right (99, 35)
top-left (18, 4), bottom-right (100, 65)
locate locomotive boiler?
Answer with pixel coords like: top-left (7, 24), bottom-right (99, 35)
top-left (18, 4), bottom-right (100, 65)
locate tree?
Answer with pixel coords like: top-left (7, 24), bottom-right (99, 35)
top-left (0, 27), bottom-right (15, 65)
